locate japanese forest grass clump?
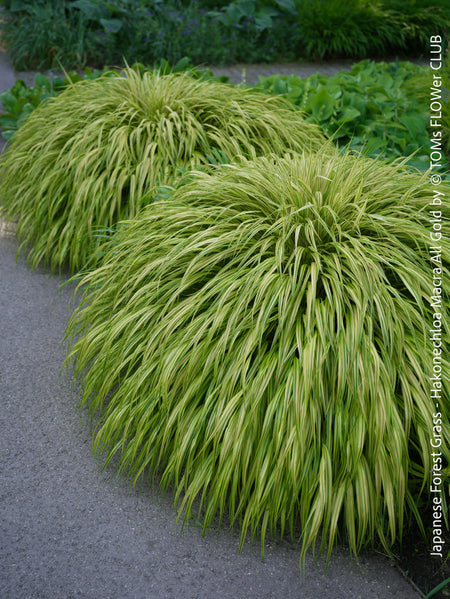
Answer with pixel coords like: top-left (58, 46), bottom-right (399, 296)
top-left (65, 149), bottom-right (449, 563)
top-left (0, 68), bottom-right (326, 273)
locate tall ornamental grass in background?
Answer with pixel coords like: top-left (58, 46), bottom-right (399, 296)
top-left (0, 68), bottom-right (326, 273)
top-left (65, 150), bottom-right (450, 563)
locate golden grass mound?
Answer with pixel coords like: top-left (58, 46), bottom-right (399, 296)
top-left (0, 68), bottom-right (327, 272)
top-left (66, 150), bottom-right (450, 563)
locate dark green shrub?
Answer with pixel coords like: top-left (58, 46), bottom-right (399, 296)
top-left (132, 1), bottom-right (299, 66)
top-left (2, 1), bottom-right (92, 70)
top-left (293, 0), bottom-right (450, 59)
top-left (293, 0), bottom-right (401, 59)
top-left (382, 0), bottom-right (450, 53)
top-left (0, 0), bottom-right (301, 69)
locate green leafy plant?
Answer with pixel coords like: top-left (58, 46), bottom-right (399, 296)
top-left (69, 0), bottom-right (166, 66)
top-left (256, 60), bottom-right (444, 171)
top-left (65, 149), bottom-right (450, 565)
top-left (0, 68), bottom-right (326, 272)
top-left (405, 52), bottom-right (450, 165)
top-left (70, 0), bottom-right (140, 34)
top-left (0, 76), bottom-right (54, 141)
top-left (0, 67), bottom-right (107, 140)
top-left (149, 1), bottom-right (296, 66)
top-left (207, 0), bottom-right (280, 31)
top-left (146, 3), bottom-right (231, 66)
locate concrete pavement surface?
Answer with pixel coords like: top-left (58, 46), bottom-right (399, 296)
top-left (0, 49), bottom-right (423, 598)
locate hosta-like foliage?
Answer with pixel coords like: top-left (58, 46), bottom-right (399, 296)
top-left (65, 150), bottom-right (449, 563)
top-left (0, 68), bottom-right (326, 272)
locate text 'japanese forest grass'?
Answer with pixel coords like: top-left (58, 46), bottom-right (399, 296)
top-left (65, 149), bottom-right (450, 564)
top-left (0, 67), bottom-right (327, 273)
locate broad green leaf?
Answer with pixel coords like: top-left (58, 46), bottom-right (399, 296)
top-left (325, 85), bottom-right (343, 100)
top-left (0, 91), bottom-right (18, 113)
top-left (336, 107), bottom-right (361, 124)
top-left (271, 77), bottom-right (290, 95)
top-left (172, 57), bottom-right (192, 73)
top-left (399, 113), bottom-right (426, 137)
top-left (255, 8), bottom-right (276, 31)
top-left (34, 73), bottom-right (51, 90)
top-left (1, 129), bottom-right (16, 140)
top-left (388, 135), bottom-right (407, 151)
top-left (71, 0), bottom-right (105, 19)
top-left (361, 137), bottom-right (386, 155)
top-left (100, 18), bottom-right (123, 33)
top-left (9, 0), bottom-right (32, 11)
top-left (273, 0), bottom-right (297, 14)
top-left (311, 88), bottom-right (334, 121)
top-left (98, 0), bottom-right (127, 14)
top-left (0, 116), bottom-right (18, 130)
top-left (53, 78), bottom-right (68, 92)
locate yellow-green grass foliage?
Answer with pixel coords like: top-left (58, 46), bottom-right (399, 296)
top-left (0, 68), bottom-right (327, 273)
top-left (65, 149), bottom-right (449, 563)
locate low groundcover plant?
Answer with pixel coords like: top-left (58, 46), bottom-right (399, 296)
top-left (0, 67), bottom-right (326, 273)
top-left (65, 149), bottom-right (449, 564)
